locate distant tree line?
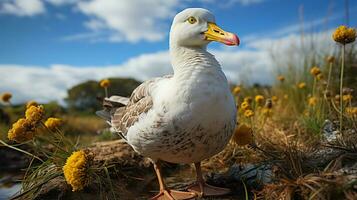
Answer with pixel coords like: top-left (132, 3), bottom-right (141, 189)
top-left (65, 78), bottom-right (141, 113)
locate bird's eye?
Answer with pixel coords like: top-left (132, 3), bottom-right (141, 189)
top-left (187, 16), bottom-right (197, 24)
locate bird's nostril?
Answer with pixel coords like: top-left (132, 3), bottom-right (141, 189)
top-left (213, 29), bottom-right (220, 33)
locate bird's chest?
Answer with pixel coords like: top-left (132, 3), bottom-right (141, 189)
top-left (177, 74), bottom-right (235, 118)
top-left (172, 73), bottom-right (236, 128)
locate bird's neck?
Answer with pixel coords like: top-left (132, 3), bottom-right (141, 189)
top-left (170, 44), bottom-right (221, 76)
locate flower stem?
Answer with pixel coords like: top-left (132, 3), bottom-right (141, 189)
top-left (339, 44), bottom-right (345, 132)
top-left (105, 87), bottom-right (108, 97)
top-left (312, 77), bottom-right (316, 97)
top-left (326, 62), bottom-right (333, 91)
top-left (0, 139), bottom-right (44, 162)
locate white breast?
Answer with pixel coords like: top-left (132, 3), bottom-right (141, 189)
top-left (126, 65), bottom-right (236, 163)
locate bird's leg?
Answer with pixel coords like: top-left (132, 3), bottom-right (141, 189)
top-left (187, 162), bottom-right (230, 197)
top-left (150, 161), bottom-right (196, 200)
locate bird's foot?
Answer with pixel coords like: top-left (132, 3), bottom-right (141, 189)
top-left (150, 189), bottom-right (197, 200)
top-left (187, 182), bottom-right (230, 197)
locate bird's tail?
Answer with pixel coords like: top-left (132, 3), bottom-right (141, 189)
top-left (96, 95), bottom-right (129, 141)
top-left (96, 95), bottom-right (129, 119)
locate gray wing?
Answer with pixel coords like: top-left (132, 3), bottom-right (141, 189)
top-left (97, 75), bottom-right (172, 138)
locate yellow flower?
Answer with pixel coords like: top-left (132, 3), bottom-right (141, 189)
top-left (297, 82), bottom-right (306, 89)
top-left (342, 94), bottom-right (353, 102)
top-left (326, 56), bottom-right (335, 63)
top-left (271, 96), bottom-right (278, 102)
top-left (45, 117), bottom-right (63, 131)
top-left (316, 73), bottom-right (323, 81)
top-left (255, 95), bottom-right (264, 104)
top-left (240, 101), bottom-right (250, 110)
top-left (243, 96), bottom-right (252, 103)
top-left (277, 75), bottom-right (285, 82)
top-left (1, 93), bottom-right (12, 102)
top-left (26, 101), bottom-right (38, 109)
top-left (25, 105), bottom-right (45, 125)
top-left (244, 109), bottom-right (254, 118)
top-left (99, 79), bottom-right (110, 88)
top-left (346, 107), bottom-right (357, 117)
top-left (63, 150), bottom-right (92, 191)
top-left (8, 118), bottom-right (35, 143)
top-left (310, 66), bottom-right (321, 77)
top-left (332, 25), bottom-right (356, 44)
top-left (232, 86), bottom-right (241, 95)
top-left (232, 124), bottom-right (253, 146)
top-left (308, 97), bottom-right (318, 107)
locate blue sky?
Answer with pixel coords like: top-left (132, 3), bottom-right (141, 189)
top-left (1, 0), bottom-right (356, 66)
top-left (0, 0), bottom-right (356, 103)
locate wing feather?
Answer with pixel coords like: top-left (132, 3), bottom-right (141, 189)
top-left (108, 75), bottom-right (172, 137)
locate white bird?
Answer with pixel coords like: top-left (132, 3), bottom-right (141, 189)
top-left (97, 8), bottom-right (239, 200)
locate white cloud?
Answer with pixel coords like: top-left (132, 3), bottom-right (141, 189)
top-left (75, 0), bottom-right (180, 43)
top-left (0, 51), bottom-right (171, 104)
top-left (70, 0), bottom-right (265, 43)
top-left (0, 0), bottom-right (45, 16)
top-left (45, 0), bottom-right (76, 6)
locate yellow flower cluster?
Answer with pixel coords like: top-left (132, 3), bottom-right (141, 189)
top-left (232, 124), bottom-right (253, 146)
top-left (8, 118), bottom-right (35, 143)
top-left (277, 75), bottom-right (285, 82)
top-left (255, 95), bottom-right (264, 104)
top-left (310, 66), bottom-right (321, 77)
top-left (241, 101), bottom-right (250, 110)
top-left (63, 150), bottom-right (92, 191)
top-left (297, 82), bottom-right (306, 89)
top-left (342, 94), bottom-right (353, 102)
top-left (99, 79), bottom-right (110, 88)
top-left (7, 105), bottom-right (45, 143)
top-left (308, 97), bottom-right (317, 107)
top-left (26, 101), bottom-right (38, 109)
top-left (25, 105), bottom-right (45, 125)
top-left (244, 109), bottom-right (254, 118)
top-left (45, 117), bottom-right (63, 131)
top-left (1, 92), bottom-right (12, 102)
top-left (346, 107), bottom-right (357, 117)
top-left (232, 86), bottom-right (241, 95)
top-left (332, 25), bottom-right (356, 44)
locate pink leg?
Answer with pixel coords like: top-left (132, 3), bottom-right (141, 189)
top-left (150, 161), bottom-right (197, 200)
top-left (187, 162), bottom-right (230, 197)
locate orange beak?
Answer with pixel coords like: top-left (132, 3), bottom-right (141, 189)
top-left (204, 22), bottom-right (239, 46)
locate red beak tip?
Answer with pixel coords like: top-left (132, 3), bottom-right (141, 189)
top-left (234, 34), bottom-right (240, 46)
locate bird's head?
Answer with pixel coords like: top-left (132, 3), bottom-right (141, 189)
top-left (170, 8), bottom-right (239, 48)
